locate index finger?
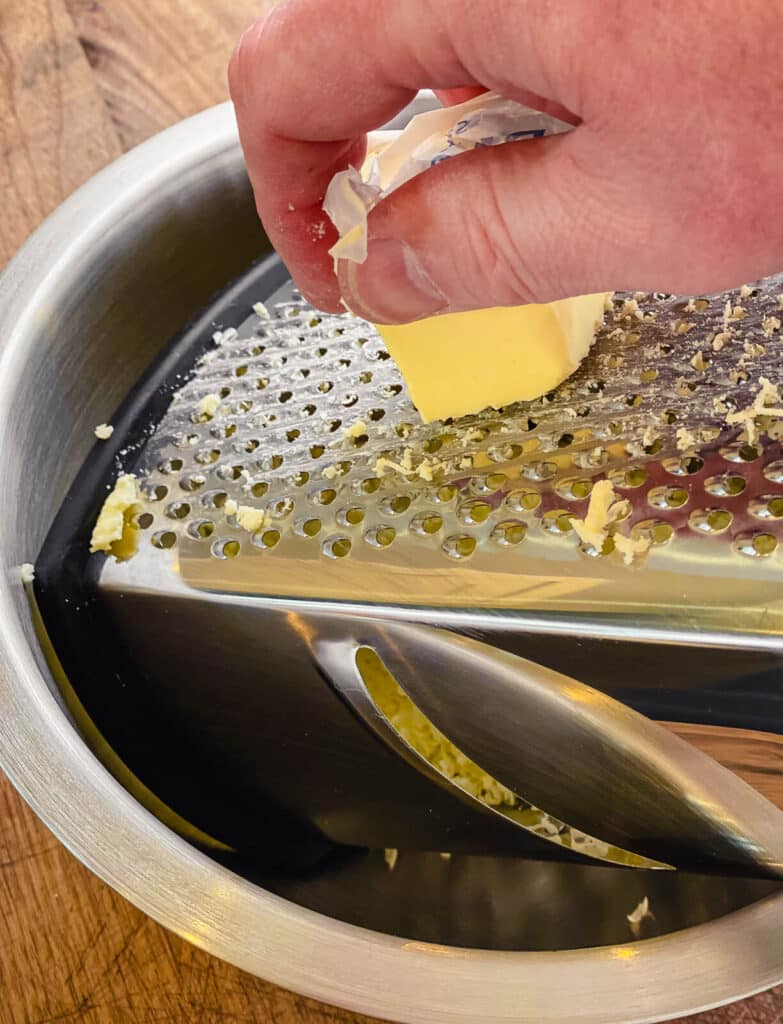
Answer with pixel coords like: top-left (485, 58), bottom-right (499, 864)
top-left (229, 0), bottom-right (584, 311)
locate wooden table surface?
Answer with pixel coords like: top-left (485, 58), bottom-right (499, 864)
top-left (1, 2), bottom-right (783, 1022)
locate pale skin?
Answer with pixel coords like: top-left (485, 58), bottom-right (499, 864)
top-left (229, 0), bottom-right (783, 325)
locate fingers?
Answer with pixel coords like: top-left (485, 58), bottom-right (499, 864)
top-left (229, 0), bottom-right (590, 312)
top-left (337, 129), bottom-right (621, 323)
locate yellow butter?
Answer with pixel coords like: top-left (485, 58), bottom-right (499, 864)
top-left (374, 292), bottom-right (609, 423)
top-left (89, 473), bottom-right (140, 559)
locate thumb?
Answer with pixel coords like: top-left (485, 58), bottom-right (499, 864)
top-left (337, 131), bottom-right (615, 324)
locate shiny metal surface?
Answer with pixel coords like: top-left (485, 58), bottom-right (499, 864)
top-left (318, 624), bottom-right (783, 876)
top-left (3, 98), bottom-right (783, 1022)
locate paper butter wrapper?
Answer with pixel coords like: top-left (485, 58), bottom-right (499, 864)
top-left (323, 92), bottom-right (572, 266)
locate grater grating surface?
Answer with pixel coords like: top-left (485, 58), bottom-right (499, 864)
top-left (108, 273), bottom-right (783, 642)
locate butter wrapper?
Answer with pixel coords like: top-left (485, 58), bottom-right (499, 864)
top-left (323, 92), bottom-right (572, 265)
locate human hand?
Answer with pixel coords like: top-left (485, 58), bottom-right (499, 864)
top-left (229, 0), bottom-right (783, 324)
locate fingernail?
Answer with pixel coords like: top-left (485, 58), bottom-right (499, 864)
top-left (338, 239), bottom-right (447, 324)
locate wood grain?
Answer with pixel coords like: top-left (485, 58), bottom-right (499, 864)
top-left (665, 722), bottom-right (783, 810)
top-left (1, 1), bottom-right (783, 1021)
top-left (0, 0), bottom-right (122, 268)
top-left (65, 0), bottom-right (274, 149)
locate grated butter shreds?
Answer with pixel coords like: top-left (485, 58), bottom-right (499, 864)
top-left (571, 479), bottom-right (650, 565)
top-left (197, 393), bottom-right (221, 421)
top-left (627, 895), bottom-right (653, 938)
top-left (90, 474), bottom-right (140, 559)
top-left (726, 377), bottom-right (783, 445)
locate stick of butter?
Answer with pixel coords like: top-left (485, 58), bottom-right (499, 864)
top-left (323, 94), bottom-right (609, 422)
top-left (374, 294), bottom-right (608, 423)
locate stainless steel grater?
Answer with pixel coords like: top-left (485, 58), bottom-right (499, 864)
top-left (36, 260), bottom-right (783, 876)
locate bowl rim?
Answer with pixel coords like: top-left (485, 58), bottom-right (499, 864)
top-left (1, 98), bottom-right (783, 1024)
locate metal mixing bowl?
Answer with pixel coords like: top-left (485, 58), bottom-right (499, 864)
top-left (2, 97), bottom-right (783, 1023)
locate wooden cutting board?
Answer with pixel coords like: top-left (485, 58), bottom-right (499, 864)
top-left (1, 2), bottom-right (782, 1021)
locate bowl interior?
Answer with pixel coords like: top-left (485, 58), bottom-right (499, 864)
top-left (2, 100), bottom-right (783, 1023)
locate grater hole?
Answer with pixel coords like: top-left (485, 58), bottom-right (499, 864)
top-left (357, 477), bottom-right (381, 495)
top-left (341, 393), bottom-right (359, 407)
top-left (506, 488), bottom-right (542, 512)
top-left (326, 420), bottom-right (342, 434)
top-left (271, 497), bottom-right (295, 519)
top-left (158, 458), bottom-right (183, 474)
top-left (142, 483), bottom-right (168, 502)
top-left (557, 432), bottom-right (575, 448)
top-left (243, 439), bottom-right (260, 453)
top-left (721, 443), bottom-right (761, 463)
top-left (443, 534), bottom-right (477, 559)
top-left (556, 476), bottom-right (593, 501)
top-left (322, 536), bottom-right (352, 559)
top-left (293, 472), bottom-right (310, 487)
top-left (337, 507), bottom-right (366, 527)
top-left (734, 532), bottom-right (778, 557)
top-left (471, 472), bottom-right (508, 495)
top-left (633, 520), bottom-right (675, 546)
top-left (235, 364), bottom-right (248, 377)
top-left (278, 391), bottom-right (293, 403)
top-left (212, 423), bottom-right (237, 439)
top-left (434, 484), bottom-right (458, 503)
top-left (410, 512), bottom-right (443, 536)
top-left (609, 467), bottom-right (648, 489)
top-left (381, 383), bottom-right (403, 398)
top-left (458, 499), bottom-right (493, 525)
top-left (173, 433), bottom-right (199, 448)
top-left (251, 481), bottom-right (270, 498)
top-left (218, 386), bottom-right (232, 399)
top-left (202, 490), bottom-right (228, 509)
top-left (195, 448), bottom-right (221, 465)
top-left (490, 443), bottom-right (523, 462)
top-left (689, 508), bottom-right (733, 534)
top-left (188, 519), bottom-right (215, 540)
top-left (578, 535), bottom-right (614, 559)
top-left (323, 461), bottom-right (351, 480)
top-left (763, 460), bottom-right (783, 483)
top-left (523, 461), bottom-right (559, 482)
top-left (180, 474), bottom-right (206, 492)
top-left (368, 408), bottom-right (385, 422)
top-left (217, 464), bottom-right (245, 481)
top-left (136, 512), bottom-right (154, 530)
top-left (542, 509), bottom-right (575, 534)
top-left (314, 488), bottom-right (337, 506)
top-left (212, 538), bottom-right (240, 559)
top-left (317, 382), bottom-right (333, 394)
top-left (310, 445), bottom-right (325, 459)
top-left (704, 473), bottom-right (746, 497)
top-left (492, 520), bottom-right (528, 546)
top-left (151, 530), bottom-right (177, 550)
top-left (663, 455), bottom-right (704, 476)
top-left (165, 500), bottom-right (190, 520)
top-left (380, 495), bottom-right (412, 516)
top-left (256, 377), bottom-right (270, 391)
top-left (749, 495), bottom-right (783, 520)
top-left (252, 529), bottom-right (280, 550)
top-left (647, 485), bottom-right (689, 510)
top-left (365, 526), bottom-right (396, 548)
top-left (294, 517), bottom-right (322, 538)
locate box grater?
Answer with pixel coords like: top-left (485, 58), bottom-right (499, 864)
top-left (34, 256), bottom-right (783, 876)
